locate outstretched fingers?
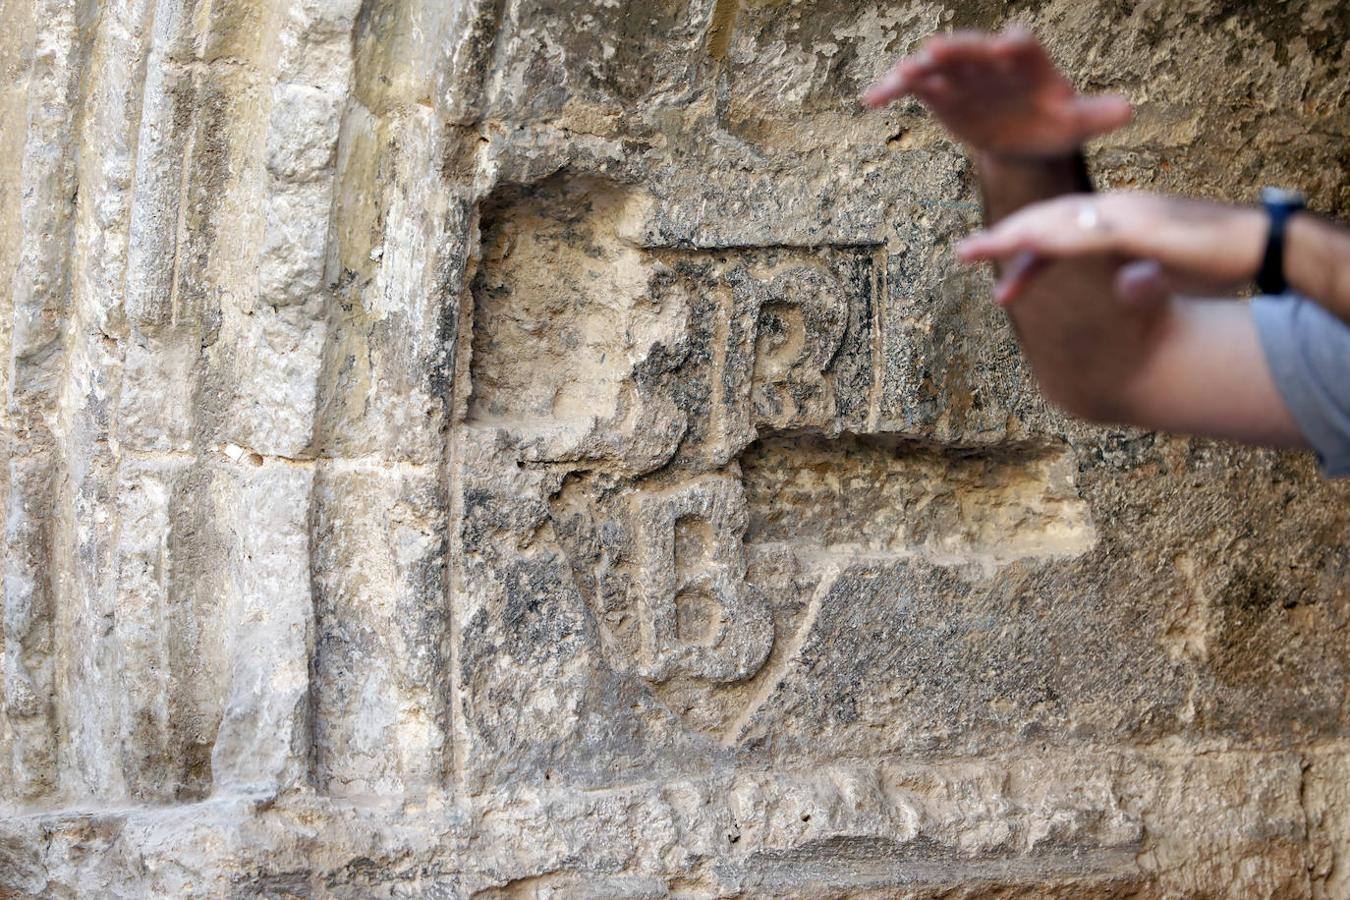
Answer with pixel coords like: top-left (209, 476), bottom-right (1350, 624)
top-left (1115, 260), bottom-right (1247, 302)
top-left (958, 195), bottom-right (1136, 306)
top-left (995, 258), bottom-right (1181, 312)
top-left (862, 56), bottom-right (929, 108)
top-left (957, 222), bottom-right (1043, 263)
top-left (957, 195), bottom-right (1118, 263)
top-left (1074, 93), bottom-right (1133, 138)
top-left (862, 63), bottom-right (907, 108)
top-left (862, 29), bottom-right (1009, 108)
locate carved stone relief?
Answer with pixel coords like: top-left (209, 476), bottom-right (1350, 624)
top-left (2, 0), bottom-right (1348, 895)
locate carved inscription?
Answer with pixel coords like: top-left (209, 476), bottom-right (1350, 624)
top-left (753, 266), bottom-right (849, 427)
top-left (468, 174), bottom-right (881, 471)
top-left (746, 254), bottom-right (876, 434)
top-left (466, 178), bottom-right (886, 740)
top-left (549, 466), bottom-right (833, 738)
top-left (687, 247), bottom-right (878, 458)
top-left (632, 475), bottom-right (772, 683)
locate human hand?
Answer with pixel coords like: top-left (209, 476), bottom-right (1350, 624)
top-left (862, 27), bottom-right (1132, 157)
top-left (957, 192), bottom-right (1267, 305)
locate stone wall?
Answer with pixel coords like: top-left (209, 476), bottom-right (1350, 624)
top-left (1, 0), bottom-right (1348, 895)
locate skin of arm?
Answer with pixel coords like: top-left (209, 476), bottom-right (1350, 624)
top-left (960, 191), bottom-right (1350, 325)
top-left (865, 30), bottom-right (1308, 448)
top-left (1287, 214), bottom-right (1350, 324)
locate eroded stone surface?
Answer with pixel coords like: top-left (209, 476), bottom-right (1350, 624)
top-left (1, 0), bottom-right (1348, 896)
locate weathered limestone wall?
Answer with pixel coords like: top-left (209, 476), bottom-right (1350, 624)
top-left (1, 0), bottom-right (1348, 895)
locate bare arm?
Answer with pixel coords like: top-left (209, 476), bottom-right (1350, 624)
top-left (1288, 214), bottom-right (1350, 324)
top-left (865, 29), bottom-right (1307, 448)
top-left (961, 192), bottom-right (1350, 325)
top-left (974, 160), bottom-right (1304, 444)
top-left (1112, 301), bottom-right (1304, 447)
top-left (975, 152), bottom-right (1091, 224)
top-left (973, 155), bottom-right (1152, 416)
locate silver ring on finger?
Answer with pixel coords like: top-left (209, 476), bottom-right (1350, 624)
top-left (1076, 200), bottom-right (1102, 232)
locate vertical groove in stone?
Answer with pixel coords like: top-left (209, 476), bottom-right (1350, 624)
top-left (427, 26), bottom-right (500, 797)
top-left (437, 195), bottom-right (476, 792)
top-left (70, 0), bottom-right (357, 803)
top-left (110, 0), bottom-right (226, 803)
top-left (1, 0), bottom-right (90, 803)
top-left (307, 0), bottom-right (464, 798)
top-left (207, 0), bottom-right (361, 796)
top-left (121, 0), bottom-right (206, 329)
top-left (109, 0), bottom-right (284, 804)
top-left (111, 457), bottom-right (180, 799)
top-left (48, 0), bottom-right (162, 804)
top-left (439, 0), bottom-right (509, 124)
top-left (0, 0), bottom-right (38, 802)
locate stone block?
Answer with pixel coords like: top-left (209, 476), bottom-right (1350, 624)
top-left (2, 0), bottom-right (1348, 895)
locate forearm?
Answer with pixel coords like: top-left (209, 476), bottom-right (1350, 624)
top-left (1288, 213), bottom-right (1350, 323)
top-left (971, 156), bottom-right (1304, 445)
top-left (876, 25), bottom-right (1310, 451)
top-left (1109, 300), bottom-right (1304, 448)
top-left (972, 151), bottom-right (1154, 416)
top-left (974, 152), bottom-right (1093, 225)
top-left (998, 254), bottom-right (1162, 419)
top-left (994, 269), bottom-right (1304, 448)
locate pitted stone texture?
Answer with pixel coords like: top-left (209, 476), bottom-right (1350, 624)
top-left (1, 0), bottom-right (1348, 896)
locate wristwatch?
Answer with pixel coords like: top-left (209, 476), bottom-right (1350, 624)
top-left (1256, 187), bottom-right (1306, 296)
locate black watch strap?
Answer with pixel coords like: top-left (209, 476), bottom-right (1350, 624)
top-left (1256, 187), bottom-right (1306, 296)
top-left (1070, 149), bottom-right (1093, 194)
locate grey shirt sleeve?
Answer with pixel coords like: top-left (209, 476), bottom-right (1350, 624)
top-left (1251, 294), bottom-right (1350, 478)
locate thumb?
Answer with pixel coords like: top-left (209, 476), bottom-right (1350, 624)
top-left (1074, 94), bottom-right (1133, 138)
top-left (1113, 259), bottom-right (1170, 310)
top-left (862, 65), bottom-right (909, 108)
top-left (994, 250), bottom-right (1049, 307)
